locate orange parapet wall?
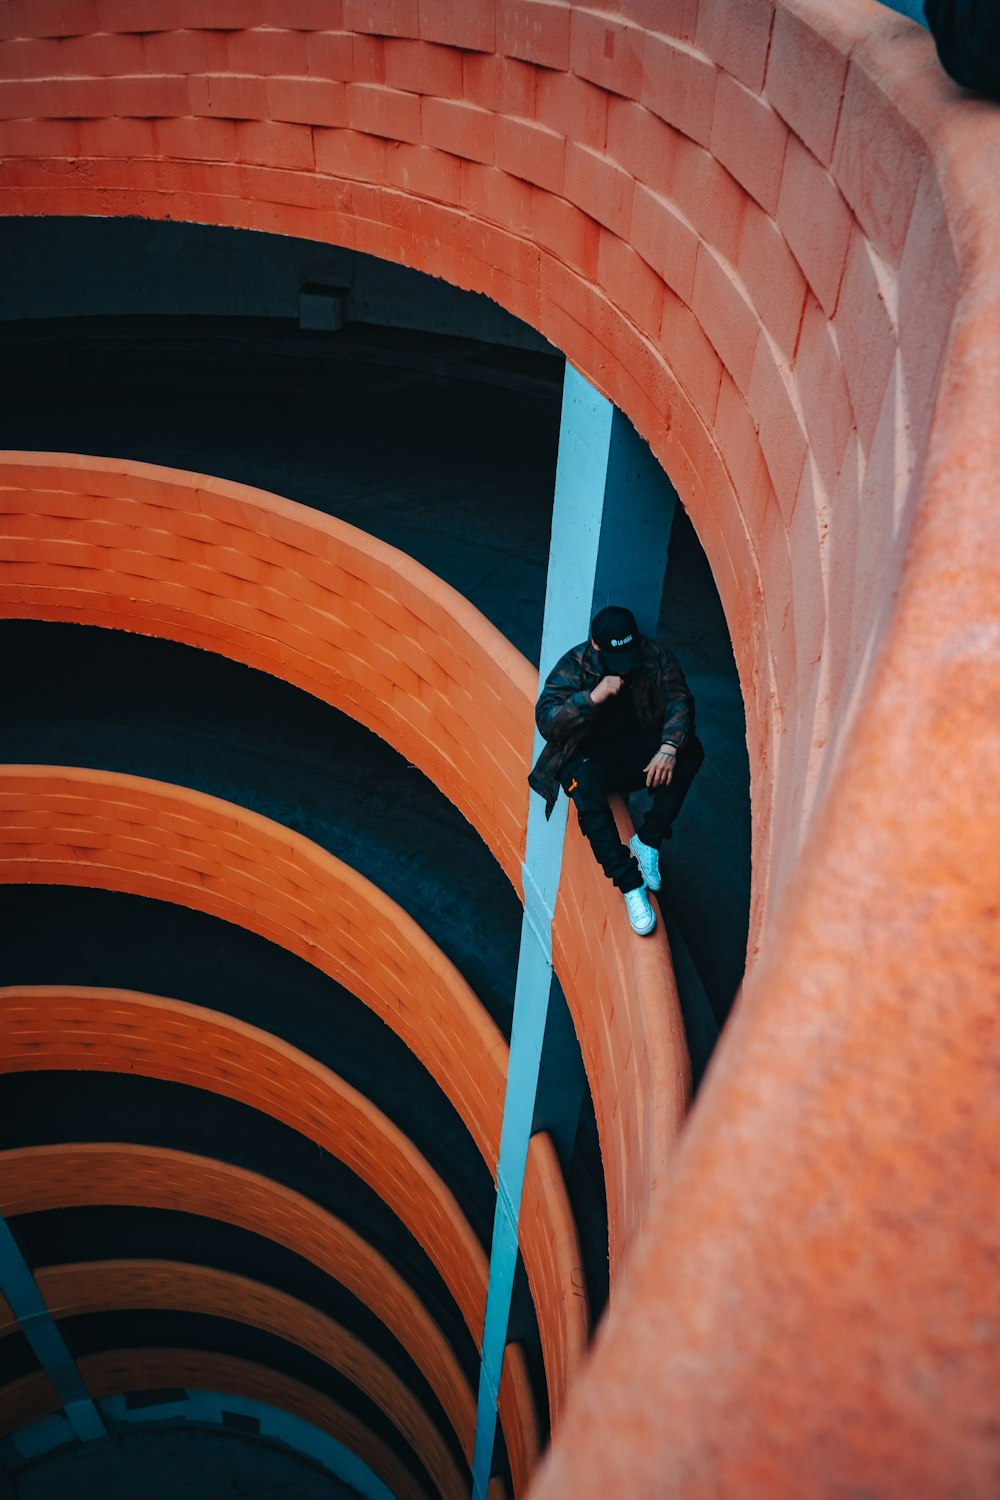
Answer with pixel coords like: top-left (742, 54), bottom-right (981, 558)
top-left (1, 0), bottom-right (999, 1492)
top-left (0, 1143), bottom-right (478, 1471)
top-left (31, 1259), bottom-right (466, 1500)
top-left (0, 975), bottom-right (535, 1495)
top-left (0, 0), bottom-right (969, 944)
top-left (0, 453), bottom-right (686, 1287)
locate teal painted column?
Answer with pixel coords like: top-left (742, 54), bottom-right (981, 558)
top-left (471, 367), bottom-right (677, 1496)
top-left (0, 1218), bottom-right (105, 1442)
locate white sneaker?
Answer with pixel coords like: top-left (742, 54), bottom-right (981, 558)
top-left (623, 884), bottom-right (656, 936)
top-left (629, 834), bottom-right (661, 891)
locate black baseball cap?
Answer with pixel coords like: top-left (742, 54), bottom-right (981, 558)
top-left (591, 605), bottom-right (643, 673)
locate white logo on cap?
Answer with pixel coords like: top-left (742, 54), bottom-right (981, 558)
top-left (610, 635), bottom-right (633, 647)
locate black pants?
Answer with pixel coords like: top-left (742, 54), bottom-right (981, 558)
top-left (561, 731), bottom-right (705, 891)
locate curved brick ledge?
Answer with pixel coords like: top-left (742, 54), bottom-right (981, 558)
top-left (0, 759), bottom-right (582, 1441)
top-left (5, 1258), bottom-right (465, 1500)
top-left (0, 1142), bottom-right (476, 1474)
top-left (0, 981), bottom-right (535, 1496)
top-left (0, 1), bottom-right (975, 945)
top-left (0, 452), bottom-right (684, 1281)
top-left (2, 2), bottom-right (999, 1490)
top-left (0, 1351), bottom-right (434, 1500)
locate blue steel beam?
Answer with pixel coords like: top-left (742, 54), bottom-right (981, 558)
top-left (470, 367), bottom-right (677, 1497)
top-left (0, 1218), bottom-right (105, 1442)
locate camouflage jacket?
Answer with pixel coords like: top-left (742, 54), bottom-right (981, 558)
top-left (528, 635), bottom-right (694, 817)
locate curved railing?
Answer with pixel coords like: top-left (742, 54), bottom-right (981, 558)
top-left (17, 1259), bottom-right (464, 1500)
top-left (2, 2), bottom-right (998, 1489)
top-left (0, 758), bottom-right (582, 1431)
top-left (0, 1143), bottom-right (476, 1471)
top-left (0, 3), bottom-right (964, 948)
top-left (0, 979), bottom-right (534, 1495)
top-left (0, 453), bottom-right (685, 1276)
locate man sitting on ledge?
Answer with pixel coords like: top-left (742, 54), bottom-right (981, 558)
top-left (529, 605), bottom-right (704, 936)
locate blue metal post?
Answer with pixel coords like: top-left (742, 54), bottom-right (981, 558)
top-left (470, 367), bottom-right (677, 1496)
top-left (0, 1218), bottom-right (105, 1442)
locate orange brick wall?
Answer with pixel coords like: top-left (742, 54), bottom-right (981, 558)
top-left (0, 981), bottom-right (545, 1494)
top-left (0, 984), bottom-right (543, 1492)
top-left (0, 3), bottom-right (965, 952)
top-left (0, 760), bottom-right (583, 1440)
top-left (32, 1259), bottom-right (465, 1500)
top-left (554, 800), bottom-right (690, 1273)
top-left (2, 4), bottom-right (999, 1493)
top-left (0, 455), bottom-right (679, 1288)
top-left (0, 1143), bottom-right (476, 1465)
top-left (0, 980), bottom-right (483, 1327)
top-left (0, 453), bottom-right (535, 885)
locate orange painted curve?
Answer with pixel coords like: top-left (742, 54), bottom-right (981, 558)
top-left (0, 1142), bottom-right (475, 1465)
top-left (0, 1352), bottom-right (430, 1500)
top-left (0, 760), bottom-right (583, 1431)
top-left (1, 3), bottom-right (999, 1491)
top-left (0, 451), bottom-right (687, 1275)
top-left (0, 982), bottom-right (535, 1495)
top-left (5, 1258), bottom-right (464, 1500)
top-left (0, 983), bottom-right (484, 1329)
top-left (0, 745), bottom-right (513, 1167)
top-left (0, 453), bottom-right (534, 886)
top-left (0, 2), bottom-right (967, 948)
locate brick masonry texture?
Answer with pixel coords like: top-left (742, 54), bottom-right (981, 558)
top-left (0, 454), bottom-right (670, 1340)
top-left (1, 2), bottom-right (999, 1495)
top-left (0, 976), bottom-right (538, 1494)
top-left (0, 1143), bottom-right (477, 1466)
top-left (30, 1259), bottom-right (465, 1500)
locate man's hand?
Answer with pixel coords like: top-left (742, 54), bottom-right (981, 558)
top-left (590, 674), bottom-right (624, 706)
top-left (644, 744), bottom-right (677, 788)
